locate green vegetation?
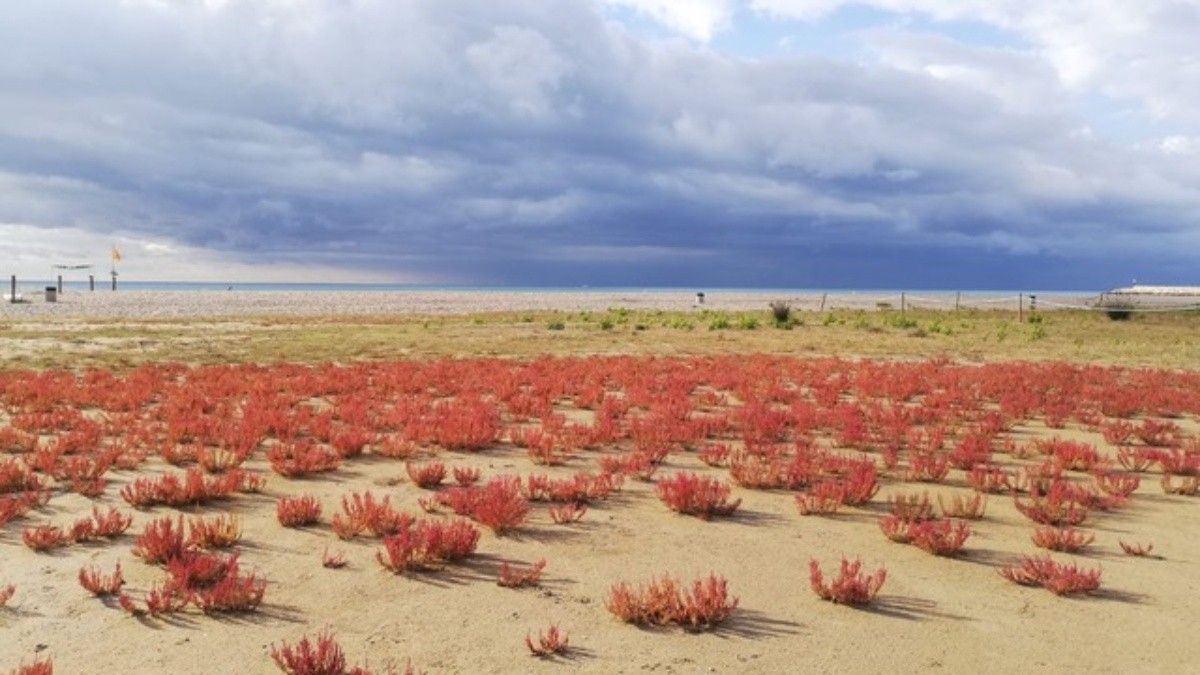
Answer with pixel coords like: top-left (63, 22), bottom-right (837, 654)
top-left (0, 307), bottom-right (1196, 370)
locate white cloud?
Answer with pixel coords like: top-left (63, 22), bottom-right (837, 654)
top-left (0, 222), bottom-right (425, 283)
top-left (601, 0), bottom-right (734, 41)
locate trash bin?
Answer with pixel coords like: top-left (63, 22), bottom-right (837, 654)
top-left (45, 286), bottom-right (57, 303)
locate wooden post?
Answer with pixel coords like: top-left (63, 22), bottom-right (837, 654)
top-left (819, 293), bottom-right (827, 312)
top-left (955, 291), bottom-right (961, 311)
top-left (900, 292), bottom-right (906, 315)
top-left (1018, 293), bottom-right (1024, 323)
top-left (57, 275), bottom-right (62, 294)
top-left (9, 275), bottom-right (14, 303)
top-left (89, 275), bottom-right (95, 291)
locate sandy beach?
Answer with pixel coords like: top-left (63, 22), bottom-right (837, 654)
top-left (0, 289), bottom-right (1103, 320)
top-left (1, 356), bottom-right (1199, 674)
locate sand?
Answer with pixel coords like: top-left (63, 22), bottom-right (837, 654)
top-left (2, 417), bottom-right (1199, 674)
top-left (0, 289), bottom-right (1098, 320)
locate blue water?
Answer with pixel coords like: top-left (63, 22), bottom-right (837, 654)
top-left (13, 281), bottom-right (1089, 295)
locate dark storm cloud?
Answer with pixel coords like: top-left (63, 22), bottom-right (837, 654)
top-left (0, 0), bottom-right (1197, 287)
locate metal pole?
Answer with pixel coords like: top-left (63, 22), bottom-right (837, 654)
top-left (819, 293), bottom-right (827, 312)
top-left (1018, 293), bottom-right (1024, 323)
top-left (89, 274), bottom-right (95, 291)
top-left (9, 275), bottom-right (14, 304)
top-left (57, 275), bottom-right (62, 294)
top-left (900, 292), bottom-right (906, 315)
top-left (111, 271), bottom-right (117, 291)
top-left (955, 291), bottom-right (960, 311)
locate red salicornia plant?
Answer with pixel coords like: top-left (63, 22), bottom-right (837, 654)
top-left (655, 472), bottom-right (741, 520)
top-left (525, 624), bottom-right (570, 658)
top-left (548, 503), bottom-right (587, 524)
top-left (322, 547), bottom-right (349, 569)
top-left (78, 563), bottom-right (125, 596)
top-left (187, 514), bottom-right (243, 549)
top-left (276, 495), bottom-right (322, 527)
top-left (22, 525), bottom-right (70, 552)
top-left (1031, 526), bottom-right (1094, 553)
top-left (270, 629), bottom-right (350, 674)
top-left (405, 461), bottom-right (446, 489)
top-left (452, 466), bottom-right (481, 486)
top-left (497, 559), bottom-right (546, 588)
top-left (999, 555), bottom-right (1102, 595)
top-left (605, 573), bottom-right (737, 631)
top-left (809, 557), bottom-right (886, 606)
top-left (1118, 540), bottom-right (1155, 557)
top-left (375, 519), bottom-right (480, 573)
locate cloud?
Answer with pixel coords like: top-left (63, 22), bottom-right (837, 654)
top-left (0, 0), bottom-right (1196, 288)
top-left (600, 0), bottom-right (734, 41)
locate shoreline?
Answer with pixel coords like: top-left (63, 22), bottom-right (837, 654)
top-left (0, 289), bottom-right (1112, 320)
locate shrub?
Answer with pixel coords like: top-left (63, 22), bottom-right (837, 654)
top-left (132, 516), bottom-right (189, 564)
top-left (1013, 483), bottom-right (1089, 526)
top-left (525, 624), bottom-right (569, 658)
top-left (548, 503), bottom-right (587, 524)
top-left (375, 519), bottom-right (480, 573)
top-left (937, 493), bottom-right (987, 520)
top-left (769, 301), bottom-right (791, 325)
top-left (452, 466), bottom-right (481, 486)
top-left (655, 472), bottom-right (741, 520)
top-left (322, 548), bottom-right (348, 569)
top-left (74, 506), bottom-right (132, 540)
top-left (498, 559), bottom-right (546, 588)
top-left (330, 427), bottom-right (373, 458)
top-left (277, 495), bottom-right (323, 527)
top-left (889, 492), bottom-right (933, 521)
top-left (905, 452), bottom-right (950, 482)
top-left (1093, 471), bottom-right (1140, 498)
top-left (795, 483), bottom-right (843, 516)
top-left (1099, 298), bottom-right (1133, 321)
top-left (879, 515), bottom-right (914, 542)
top-left (405, 461), bottom-right (446, 489)
top-left (192, 565), bottom-right (266, 613)
top-left (188, 514), bottom-right (242, 549)
top-left (966, 464), bottom-right (1017, 494)
top-left (1119, 540), bottom-right (1155, 557)
top-left (999, 555), bottom-right (1101, 595)
top-left (270, 629), bottom-right (349, 675)
top-left (1161, 474), bottom-right (1200, 495)
top-left (1032, 526), bottom-right (1094, 553)
top-left (908, 519), bottom-right (970, 556)
top-left (333, 491), bottom-right (410, 539)
top-left (78, 563), bottom-right (126, 596)
top-left (698, 444), bottom-right (730, 467)
top-left (438, 477), bottom-right (529, 534)
top-left (22, 525), bottom-right (70, 552)
top-left (267, 441), bottom-right (341, 478)
top-left (809, 557), bottom-right (886, 606)
top-left (1116, 447), bottom-right (1156, 472)
top-left (144, 582), bottom-right (189, 616)
top-left (119, 467), bottom-right (242, 508)
top-left (168, 551), bottom-right (237, 591)
top-left (605, 573), bottom-right (737, 631)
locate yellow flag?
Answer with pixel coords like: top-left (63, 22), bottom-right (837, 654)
top-left (111, 246), bottom-right (122, 262)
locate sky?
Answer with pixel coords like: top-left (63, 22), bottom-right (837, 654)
top-left (1, 0), bottom-right (1199, 289)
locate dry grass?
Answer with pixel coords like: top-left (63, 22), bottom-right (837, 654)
top-left (0, 307), bottom-right (1197, 370)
